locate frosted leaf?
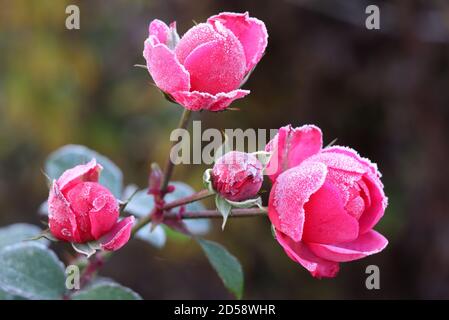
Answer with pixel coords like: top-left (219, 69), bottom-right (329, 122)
top-left (0, 243), bottom-right (65, 300)
top-left (0, 224), bottom-right (49, 249)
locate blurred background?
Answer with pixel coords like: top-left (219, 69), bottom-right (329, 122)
top-left (1, 0), bottom-right (449, 299)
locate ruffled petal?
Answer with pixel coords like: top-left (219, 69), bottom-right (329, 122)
top-left (275, 230), bottom-right (340, 278)
top-left (56, 158), bottom-right (101, 193)
top-left (208, 12), bottom-right (268, 74)
top-left (48, 182), bottom-right (79, 242)
top-left (148, 19), bottom-right (170, 44)
top-left (302, 181), bottom-right (359, 244)
top-left (171, 89), bottom-right (249, 111)
top-left (268, 161), bottom-right (327, 242)
top-left (265, 125), bottom-right (322, 181)
top-left (182, 21), bottom-right (246, 94)
top-left (143, 36), bottom-right (190, 94)
top-left (321, 146), bottom-right (387, 233)
top-left (358, 174), bottom-right (387, 234)
top-left (322, 146), bottom-right (380, 177)
top-left (99, 216), bottom-right (135, 251)
top-left (306, 150), bottom-right (367, 175)
top-left (308, 230), bottom-right (388, 262)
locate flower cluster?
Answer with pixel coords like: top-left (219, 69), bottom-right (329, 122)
top-left (45, 12), bottom-right (388, 281)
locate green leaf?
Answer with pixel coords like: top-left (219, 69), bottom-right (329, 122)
top-left (72, 280), bottom-right (142, 300)
top-left (215, 195), bottom-right (232, 230)
top-left (0, 243), bottom-right (66, 299)
top-left (135, 224), bottom-right (166, 248)
top-left (0, 223), bottom-right (49, 249)
top-left (0, 288), bottom-right (23, 300)
top-left (45, 144), bottom-right (123, 198)
top-left (197, 239), bottom-right (244, 299)
top-left (124, 189), bottom-right (154, 218)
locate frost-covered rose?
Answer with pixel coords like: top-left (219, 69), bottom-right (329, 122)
top-left (143, 12), bottom-right (268, 111)
top-left (48, 159), bottom-right (134, 251)
top-left (211, 151), bottom-right (263, 201)
top-left (267, 125), bottom-right (388, 278)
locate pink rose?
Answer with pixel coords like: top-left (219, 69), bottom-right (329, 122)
top-left (212, 151), bottom-right (263, 201)
top-left (143, 12), bottom-right (268, 111)
top-left (48, 159), bottom-right (135, 251)
top-left (267, 125), bottom-right (388, 278)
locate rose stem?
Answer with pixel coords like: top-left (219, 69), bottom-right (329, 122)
top-left (164, 208), bottom-right (268, 219)
top-left (159, 107), bottom-right (192, 195)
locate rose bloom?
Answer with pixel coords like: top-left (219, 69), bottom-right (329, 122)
top-left (143, 12), bottom-right (268, 111)
top-left (266, 125), bottom-right (388, 278)
top-left (211, 151), bottom-right (263, 202)
top-left (48, 159), bottom-right (134, 251)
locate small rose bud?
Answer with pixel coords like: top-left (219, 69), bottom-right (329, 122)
top-left (47, 159), bottom-right (134, 251)
top-left (211, 151), bottom-right (263, 202)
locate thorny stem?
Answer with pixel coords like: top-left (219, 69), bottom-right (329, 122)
top-left (164, 208), bottom-right (267, 219)
top-left (79, 107), bottom-right (268, 289)
top-left (130, 189), bottom-right (215, 236)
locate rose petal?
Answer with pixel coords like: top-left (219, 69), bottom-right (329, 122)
top-left (308, 230), bottom-right (388, 262)
top-left (143, 36), bottom-right (190, 94)
top-left (148, 19), bottom-right (170, 44)
top-left (48, 182), bottom-right (79, 242)
top-left (175, 23), bottom-right (222, 64)
top-left (265, 125), bottom-right (322, 181)
top-left (302, 181), bottom-right (359, 244)
top-left (171, 89), bottom-right (249, 111)
top-left (88, 185), bottom-right (120, 240)
top-left (322, 167), bottom-right (363, 206)
top-left (268, 161), bottom-right (327, 242)
top-left (208, 12), bottom-right (268, 74)
top-left (306, 151), bottom-right (367, 175)
top-left (57, 159), bottom-right (102, 193)
top-left (323, 146), bottom-right (380, 177)
top-left (275, 230), bottom-right (340, 278)
top-left (320, 147), bottom-right (387, 233)
top-left (182, 22), bottom-right (246, 94)
top-left (65, 182), bottom-right (96, 242)
top-left (99, 216), bottom-right (135, 251)
top-left (358, 174), bottom-right (387, 234)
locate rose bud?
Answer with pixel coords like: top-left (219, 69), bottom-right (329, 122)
top-left (143, 12), bottom-right (268, 111)
top-left (47, 159), bottom-right (135, 251)
top-left (211, 151), bottom-right (263, 202)
top-left (267, 125), bottom-right (388, 278)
